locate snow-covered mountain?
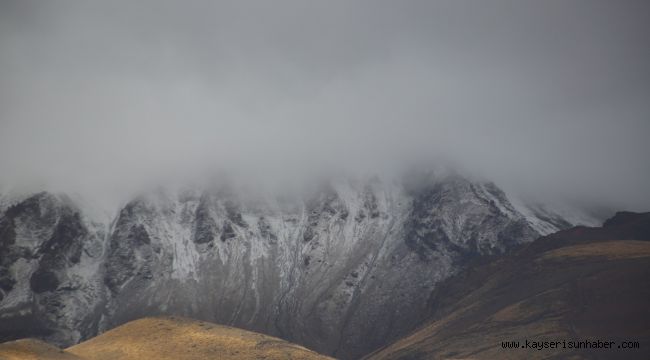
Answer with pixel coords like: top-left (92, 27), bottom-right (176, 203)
top-left (0, 173), bottom-right (598, 359)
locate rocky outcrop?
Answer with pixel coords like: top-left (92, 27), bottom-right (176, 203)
top-left (0, 193), bottom-right (106, 346)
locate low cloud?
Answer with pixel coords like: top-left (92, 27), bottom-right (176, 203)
top-left (1, 0), bottom-right (649, 211)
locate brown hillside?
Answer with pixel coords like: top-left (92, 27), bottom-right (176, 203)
top-left (0, 339), bottom-right (83, 360)
top-left (366, 212), bottom-right (650, 360)
top-left (66, 316), bottom-right (334, 360)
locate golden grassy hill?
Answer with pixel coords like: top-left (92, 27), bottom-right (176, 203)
top-left (0, 339), bottom-right (83, 360)
top-left (66, 316), bottom-right (334, 360)
top-left (1, 317), bottom-right (334, 360)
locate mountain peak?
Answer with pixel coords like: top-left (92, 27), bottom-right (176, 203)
top-left (0, 175), bottom-right (600, 359)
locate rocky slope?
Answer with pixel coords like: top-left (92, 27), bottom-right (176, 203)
top-left (0, 174), bottom-right (593, 359)
top-left (0, 192), bottom-right (106, 346)
top-left (366, 212), bottom-right (650, 360)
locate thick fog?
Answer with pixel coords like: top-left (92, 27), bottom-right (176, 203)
top-left (1, 0), bottom-right (649, 211)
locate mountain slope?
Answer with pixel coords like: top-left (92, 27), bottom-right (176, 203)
top-left (366, 212), bottom-right (650, 360)
top-left (0, 174), bottom-right (593, 359)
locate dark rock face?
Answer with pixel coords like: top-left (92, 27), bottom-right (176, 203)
top-left (104, 200), bottom-right (161, 294)
top-left (0, 193), bottom-right (106, 346)
top-left (0, 193), bottom-right (60, 301)
top-left (193, 195), bottom-right (217, 244)
top-left (0, 176), bottom-right (585, 359)
top-left (303, 185), bottom-right (347, 243)
top-left (30, 211), bottom-right (87, 295)
top-left (0, 217), bottom-right (18, 299)
top-left (29, 270), bottom-right (59, 293)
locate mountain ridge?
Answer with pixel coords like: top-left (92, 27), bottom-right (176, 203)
top-left (0, 174), bottom-right (598, 359)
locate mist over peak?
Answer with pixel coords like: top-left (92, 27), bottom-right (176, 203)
top-left (1, 0), bottom-right (648, 212)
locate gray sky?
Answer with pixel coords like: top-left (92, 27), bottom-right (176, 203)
top-left (1, 0), bottom-right (649, 211)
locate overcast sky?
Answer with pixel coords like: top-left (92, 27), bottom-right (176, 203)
top-left (1, 0), bottom-right (649, 211)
